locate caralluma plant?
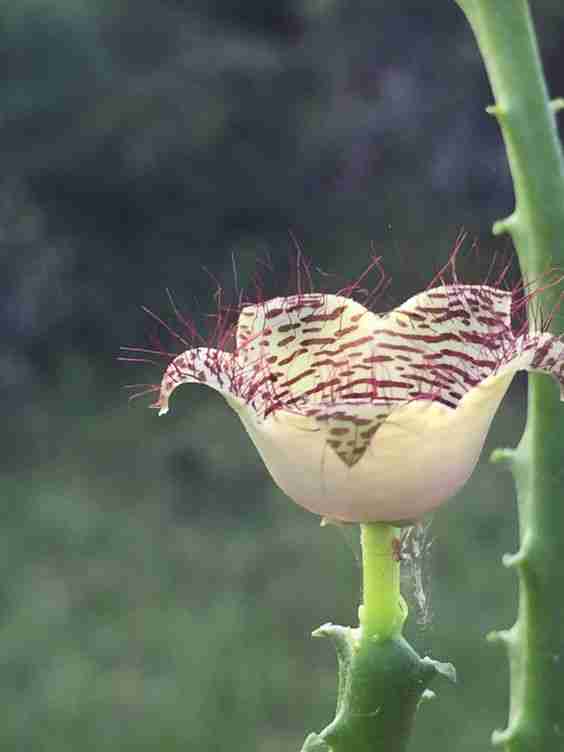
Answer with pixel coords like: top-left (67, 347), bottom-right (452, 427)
top-left (130, 1), bottom-right (564, 749)
top-left (154, 274), bottom-right (564, 751)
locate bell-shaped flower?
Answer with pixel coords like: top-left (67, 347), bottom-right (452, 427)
top-left (155, 284), bottom-right (564, 522)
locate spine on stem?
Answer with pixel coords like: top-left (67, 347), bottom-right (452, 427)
top-left (455, 1), bottom-right (564, 748)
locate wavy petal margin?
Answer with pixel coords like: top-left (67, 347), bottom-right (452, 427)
top-left (157, 285), bottom-right (564, 482)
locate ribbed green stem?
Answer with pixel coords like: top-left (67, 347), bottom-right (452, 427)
top-left (359, 523), bottom-right (405, 641)
top-left (455, 1), bottom-right (564, 748)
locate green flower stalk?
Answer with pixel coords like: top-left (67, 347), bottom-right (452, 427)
top-left (358, 523), bottom-right (405, 641)
top-left (300, 522), bottom-right (446, 752)
top-left (455, 0), bottom-right (564, 748)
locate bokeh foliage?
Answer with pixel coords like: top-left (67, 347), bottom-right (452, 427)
top-left (2, 1), bottom-right (563, 750)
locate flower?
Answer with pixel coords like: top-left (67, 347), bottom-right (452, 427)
top-left (155, 283), bottom-right (564, 522)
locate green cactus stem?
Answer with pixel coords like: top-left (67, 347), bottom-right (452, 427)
top-left (455, 1), bottom-right (564, 748)
top-left (300, 523), bottom-right (454, 752)
top-left (300, 627), bottom-right (442, 752)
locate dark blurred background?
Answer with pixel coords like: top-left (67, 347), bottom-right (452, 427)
top-left (3, 1), bottom-right (564, 750)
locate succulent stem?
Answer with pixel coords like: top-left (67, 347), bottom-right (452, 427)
top-left (299, 522), bottom-right (451, 752)
top-left (455, 1), bottom-right (564, 747)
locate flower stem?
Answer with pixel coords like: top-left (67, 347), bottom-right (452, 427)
top-left (359, 523), bottom-right (405, 641)
top-left (455, 1), bottom-right (564, 748)
top-left (299, 525), bottom-right (448, 751)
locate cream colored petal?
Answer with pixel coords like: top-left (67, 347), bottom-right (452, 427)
top-left (359, 284), bottom-right (515, 409)
top-left (235, 293), bottom-right (380, 409)
top-left (388, 284), bottom-right (513, 334)
top-left (235, 324), bottom-right (564, 522)
top-left (247, 284), bottom-right (517, 467)
top-left (236, 370), bottom-right (515, 522)
top-left (155, 283), bottom-right (564, 522)
top-left (236, 293), bottom-right (375, 349)
top-left (231, 286), bottom-right (516, 424)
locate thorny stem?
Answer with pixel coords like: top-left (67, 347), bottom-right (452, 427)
top-left (455, 0), bottom-right (564, 748)
top-left (359, 523), bottom-right (405, 641)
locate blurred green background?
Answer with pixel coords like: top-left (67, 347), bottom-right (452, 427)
top-left (3, 1), bottom-right (564, 750)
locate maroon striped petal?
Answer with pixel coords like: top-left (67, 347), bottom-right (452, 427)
top-left (157, 348), bottom-right (238, 414)
top-left (157, 284), bottom-right (564, 474)
top-left (234, 293), bottom-right (379, 416)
